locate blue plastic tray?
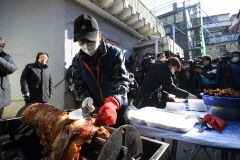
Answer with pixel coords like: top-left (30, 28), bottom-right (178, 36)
top-left (201, 94), bottom-right (240, 107)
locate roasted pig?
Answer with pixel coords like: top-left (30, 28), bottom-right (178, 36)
top-left (21, 103), bottom-right (110, 160)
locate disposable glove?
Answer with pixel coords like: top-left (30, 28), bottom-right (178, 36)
top-left (82, 97), bottom-right (95, 113)
top-left (99, 96), bottom-right (119, 125)
top-left (68, 97), bottom-right (95, 120)
top-left (202, 114), bottom-right (227, 132)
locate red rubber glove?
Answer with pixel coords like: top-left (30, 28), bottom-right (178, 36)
top-left (99, 97), bottom-right (120, 125)
top-left (202, 114), bottom-right (227, 132)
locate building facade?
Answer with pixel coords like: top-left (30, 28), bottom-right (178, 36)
top-left (203, 13), bottom-right (239, 59)
top-left (157, 2), bottom-right (206, 60)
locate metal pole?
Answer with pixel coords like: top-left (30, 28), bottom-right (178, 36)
top-left (155, 38), bottom-right (159, 59)
top-left (173, 24), bottom-right (175, 54)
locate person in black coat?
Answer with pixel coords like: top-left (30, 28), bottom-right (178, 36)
top-left (133, 57), bottom-right (197, 108)
top-left (0, 37), bottom-right (18, 119)
top-left (20, 52), bottom-right (52, 105)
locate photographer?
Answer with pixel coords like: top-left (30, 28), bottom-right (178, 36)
top-left (178, 61), bottom-right (193, 93)
top-left (194, 55), bottom-right (218, 90)
top-left (141, 53), bottom-right (155, 77)
top-left (231, 51), bottom-right (240, 91)
top-left (132, 55), bottom-right (142, 85)
top-left (217, 53), bottom-right (232, 89)
top-left (157, 52), bottom-right (167, 62)
top-left (133, 57), bottom-right (197, 109)
top-left (128, 73), bottom-right (139, 103)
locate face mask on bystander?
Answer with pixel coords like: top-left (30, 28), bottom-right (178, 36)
top-left (231, 57), bottom-right (239, 63)
top-left (171, 68), bottom-right (175, 74)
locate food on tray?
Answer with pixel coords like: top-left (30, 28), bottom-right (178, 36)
top-left (203, 88), bottom-right (240, 98)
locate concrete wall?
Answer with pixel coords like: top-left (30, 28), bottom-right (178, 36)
top-left (134, 45), bottom-right (155, 59)
top-left (206, 41), bottom-right (238, 59)
top-left (217, 14), bottom-right (230, 22)
top-left (0, 0), bottom-right (65, 110)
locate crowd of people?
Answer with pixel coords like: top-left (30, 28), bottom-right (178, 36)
top-left (178, 52), bottom-right (240, 96)
top-left (126, 51), bottom-right (240, 107)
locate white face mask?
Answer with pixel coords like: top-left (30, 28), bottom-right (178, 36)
top-left (80, 38), bottom-right (100, 57)
top-left (129, 78), bottom-right (134, 82)
top-left (231, 57), bottom-right (239, 63)
top-left (171, 68), bottom-right (175, 74)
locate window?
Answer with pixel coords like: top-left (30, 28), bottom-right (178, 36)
top-left (219, 45), bottom-right (226, 52)
top-left (203, 16), bottom-right (218, 24)
top-left (211, 16), bottom-right (218, 23)
top-left (175, 23), bottom-right (181, 30)
top-left (164, 25), bottom-right (173, 34)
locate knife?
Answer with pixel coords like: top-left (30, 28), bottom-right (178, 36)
top-left (68, 105), bottom-right (95, 120)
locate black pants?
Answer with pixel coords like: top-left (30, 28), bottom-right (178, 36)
top-left (0, 107), bottom-right (3, 119)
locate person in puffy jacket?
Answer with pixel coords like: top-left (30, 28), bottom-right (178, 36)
top-left (194, 55), bottom-right (218, 90)
top-left (0, 37), bottom-right (18, 119)
top-left (20, 52), bottom-right (52, 105)
top-left (71, 14), bottom-right (129, 126)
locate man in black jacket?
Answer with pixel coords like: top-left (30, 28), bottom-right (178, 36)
top-left (70, 14), bottom-right (129, 126)
top-left (20, 52), bottom-right (52, 105)
top-left (133, 57), bottom-right (197, 108)
top-left (0, 37), bottom-right (18, 119)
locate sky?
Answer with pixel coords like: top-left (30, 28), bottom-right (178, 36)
top-left (140, 0), bottom-right (240, 17)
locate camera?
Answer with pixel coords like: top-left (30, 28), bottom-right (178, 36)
top-left (217, 53), bottom-right (232, 70)
top-left (217, 53), bottom-right (232, 89)
top-left (189, 57), bottom-right (202, 71)
top-left (142, 53), bottom-right (155, 73)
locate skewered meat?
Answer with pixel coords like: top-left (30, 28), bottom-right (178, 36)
top-left (203, 88), bottom-right (240, 98)
top-left (22, 103), bottom-right (110, 160)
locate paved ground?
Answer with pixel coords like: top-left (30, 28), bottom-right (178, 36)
top-left (2, 101), bottom-right (24, 119)
top-left (2, 102), bottom-right (239, 160)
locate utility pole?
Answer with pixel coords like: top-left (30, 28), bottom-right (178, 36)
top-left (173, 24), bottom-right (175, 54)
top-left (173, 3), bottom-right (176, 55)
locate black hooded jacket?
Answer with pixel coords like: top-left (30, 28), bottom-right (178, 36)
top-left (20, 53), bottom-right (52, 103)
top-left (0, 49), bottom-right (18, 108)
